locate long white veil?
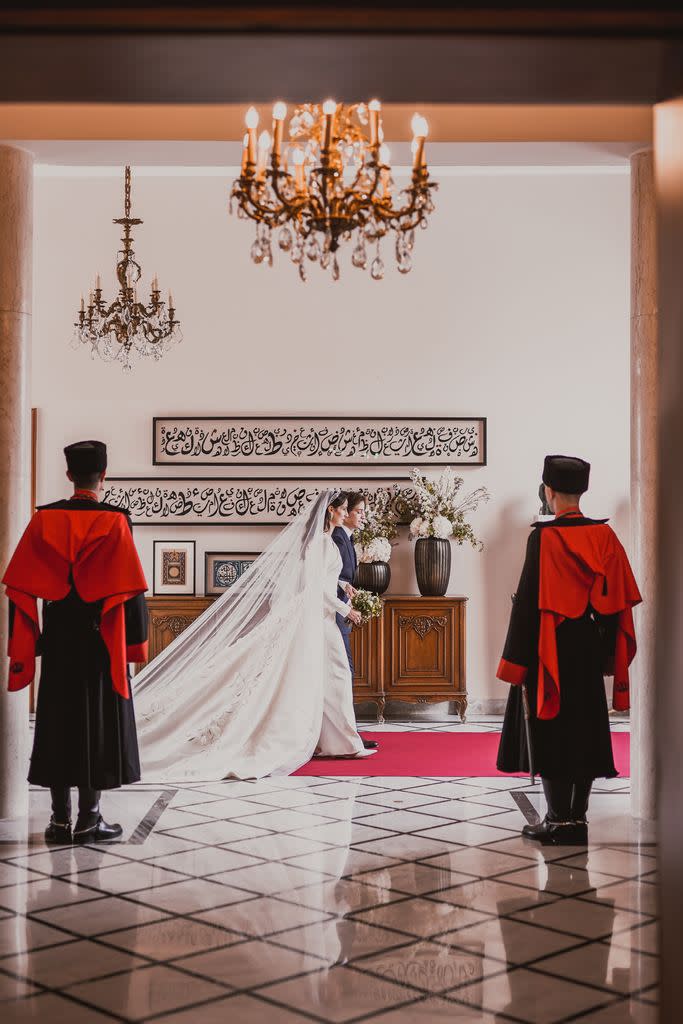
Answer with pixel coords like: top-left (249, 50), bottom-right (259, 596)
top-left (134, 491), bottom-right (332, 781)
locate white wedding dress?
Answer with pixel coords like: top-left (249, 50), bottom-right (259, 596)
top-left (134, 491), bottom-right (371, 781)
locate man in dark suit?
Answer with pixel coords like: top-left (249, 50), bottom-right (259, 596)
top-left (332, 492), bottom-right (378, 751)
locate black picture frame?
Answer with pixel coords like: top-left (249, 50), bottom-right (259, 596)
top-left (204, 551), bottom-right (261, 596)
top-left (152, 539), bottom-right (196, 596)
top-left (102, 477), bottom-right (414, 527)
top-left (152, 416), bottom-right (488, 468)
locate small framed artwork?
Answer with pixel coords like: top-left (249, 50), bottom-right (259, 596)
top-left (205, 551), bottom-right (260, 597)
top-left (153, 540), bottom-right (196, 596)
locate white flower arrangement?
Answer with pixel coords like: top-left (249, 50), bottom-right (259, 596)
top-left (354, 488), bottom-right (398, 563)
top-left (357, 536), bottom-right (393, 564)
top-left (405, 467), bottom-right (489, 548)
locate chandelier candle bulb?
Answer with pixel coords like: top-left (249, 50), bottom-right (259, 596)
top-left (245, 106), bottom-right (259, 167)
top-left (240, 133), bottom-right (249, 174)
top-left (272, 101), bottom-right (287, 160)
top-left (411, 114), bottom-right (429, 173)
top-left (292, 149), bottom-right (306, 192)
top-left (322, 99), bottom-right (336, 151)
top-left (379, 144), bottom-right (392, 194)
top-left (256, 131), bottom-right (271, 181)
top-left (369, 99), bottom-right (381, 148)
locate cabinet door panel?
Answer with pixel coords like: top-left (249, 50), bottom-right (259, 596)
top-left (351, 614), bottom-right (383, 700)
top-left (384, 600), bottom-right (465, 698)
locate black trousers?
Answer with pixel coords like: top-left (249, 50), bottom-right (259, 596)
top-left (542, 777), bottom-right (593, 820)
top-left (50, 786), bottom-right (100, 825)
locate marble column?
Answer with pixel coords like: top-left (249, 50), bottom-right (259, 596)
top-left (629, 149), bottom-right (657, 822)
top-left (654, 95), bottom-right (683, 1024)
top-left (0, 145), bottom-right (32, 820)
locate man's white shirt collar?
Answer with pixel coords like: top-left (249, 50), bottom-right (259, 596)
top-left (342, 526), bottom-right (354, 539)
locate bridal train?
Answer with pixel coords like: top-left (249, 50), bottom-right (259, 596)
top-left (134, 491), bottom-right (371, 781)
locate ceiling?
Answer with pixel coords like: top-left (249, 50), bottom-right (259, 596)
top-left (19, 139), bottom-right (643, 171)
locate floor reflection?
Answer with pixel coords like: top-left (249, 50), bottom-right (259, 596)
top-left (0, 746), bottom-right (659, 1023)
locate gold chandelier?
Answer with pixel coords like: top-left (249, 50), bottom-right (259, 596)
top-left (72, 166), bottom-right (182, 371)
top-left (230, 100), bottom-right (438, 281)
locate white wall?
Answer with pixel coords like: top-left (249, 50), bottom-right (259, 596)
top-left (31, 165), bottom-right (630, 708)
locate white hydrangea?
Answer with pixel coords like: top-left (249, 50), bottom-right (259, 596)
top-left (358, 537), bottom-right (392, 563)
top-left (367, 537), bottom-right (392, 563)
top-left (410, 517), bottom-right (424, 538)
top-left (432, 515), bottom-right (454, 539)
top-left (418, 519), bottom-right (431, 537)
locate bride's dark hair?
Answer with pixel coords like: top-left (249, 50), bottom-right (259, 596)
top-left (324, 491), bottom-right (348, 532)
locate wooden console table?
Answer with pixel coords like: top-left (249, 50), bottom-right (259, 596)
top-left (142, 594), bottom-right (467, 721)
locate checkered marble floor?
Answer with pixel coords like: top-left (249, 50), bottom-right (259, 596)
top-left (0, 721), bottom-right (656, 1023)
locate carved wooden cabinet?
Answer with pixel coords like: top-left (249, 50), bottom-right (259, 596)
top-left (383, 596), bottom-right (467, 718)
top-left (141, 596), bottom-right (214, 669)
top-left (142, 594), bottom-right (467, 720)
top-left (351, 596), bottom-right (467, 722)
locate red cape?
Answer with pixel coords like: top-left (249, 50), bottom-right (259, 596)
top-left (2, 507), bottom-right (148, 699)
top-left (537, 522), bottom-right (641, 720)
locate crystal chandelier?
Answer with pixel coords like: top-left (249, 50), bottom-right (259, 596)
top-left (72, 166), bottom-right (182, 370)
top-left (230, 100), bottom-right (438, 281)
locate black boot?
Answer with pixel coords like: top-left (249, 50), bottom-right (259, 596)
top-left (537, 777), bottom-right (589, 845)
top-left (551, 778), bottom-right (592, 847)
top-left (73, 788), bottom-right (122, 844)
top-left (522, 778), bottom-right (573, 840)
top-left (46, 787), bottom-right (72, 845)
top-left (45, 817), bottom-right (73, 845)
top-left (571, 778), bottom-right (593, 823)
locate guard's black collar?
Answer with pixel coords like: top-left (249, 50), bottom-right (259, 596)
top-left (532, 515), bottom-right (609, 529)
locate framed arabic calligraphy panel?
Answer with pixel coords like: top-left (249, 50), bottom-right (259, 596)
top-left (153, 416), bottom-right (487, 468)
top-left (153, 540), bottom-right (196, 596)
top-left (205, 551), bottom-right (260, 596)
top-left (101, 477), bottom-right (413, 526)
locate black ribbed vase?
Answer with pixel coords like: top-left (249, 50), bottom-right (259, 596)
top-left (356, 561), bottom-right (391, 595)
top-left (414, 538), bottom-right (451, 596)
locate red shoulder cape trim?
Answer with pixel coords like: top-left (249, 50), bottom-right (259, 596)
top-left (2, 509), bottom-right (148, 698)
top-left (537, 524), bottom-right (641, 720)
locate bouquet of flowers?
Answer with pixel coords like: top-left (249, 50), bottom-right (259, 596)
top-left (405, 467), bottom-right (489, 549)
top-left (354, 488), bottom-right (399, 564)
top-left (351, 589), bottom-right (383, 625)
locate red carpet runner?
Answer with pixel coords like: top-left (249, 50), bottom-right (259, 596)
top-left (293, 731), bottom-right (630, 778)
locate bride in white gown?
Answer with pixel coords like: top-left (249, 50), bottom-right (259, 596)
top-left (134, 490), bottom-right (375, 781)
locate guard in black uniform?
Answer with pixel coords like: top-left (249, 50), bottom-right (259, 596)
top-left (3, 441), bottom-right (148, 844)
top-left (496, 455), bottom-right (641, 845)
